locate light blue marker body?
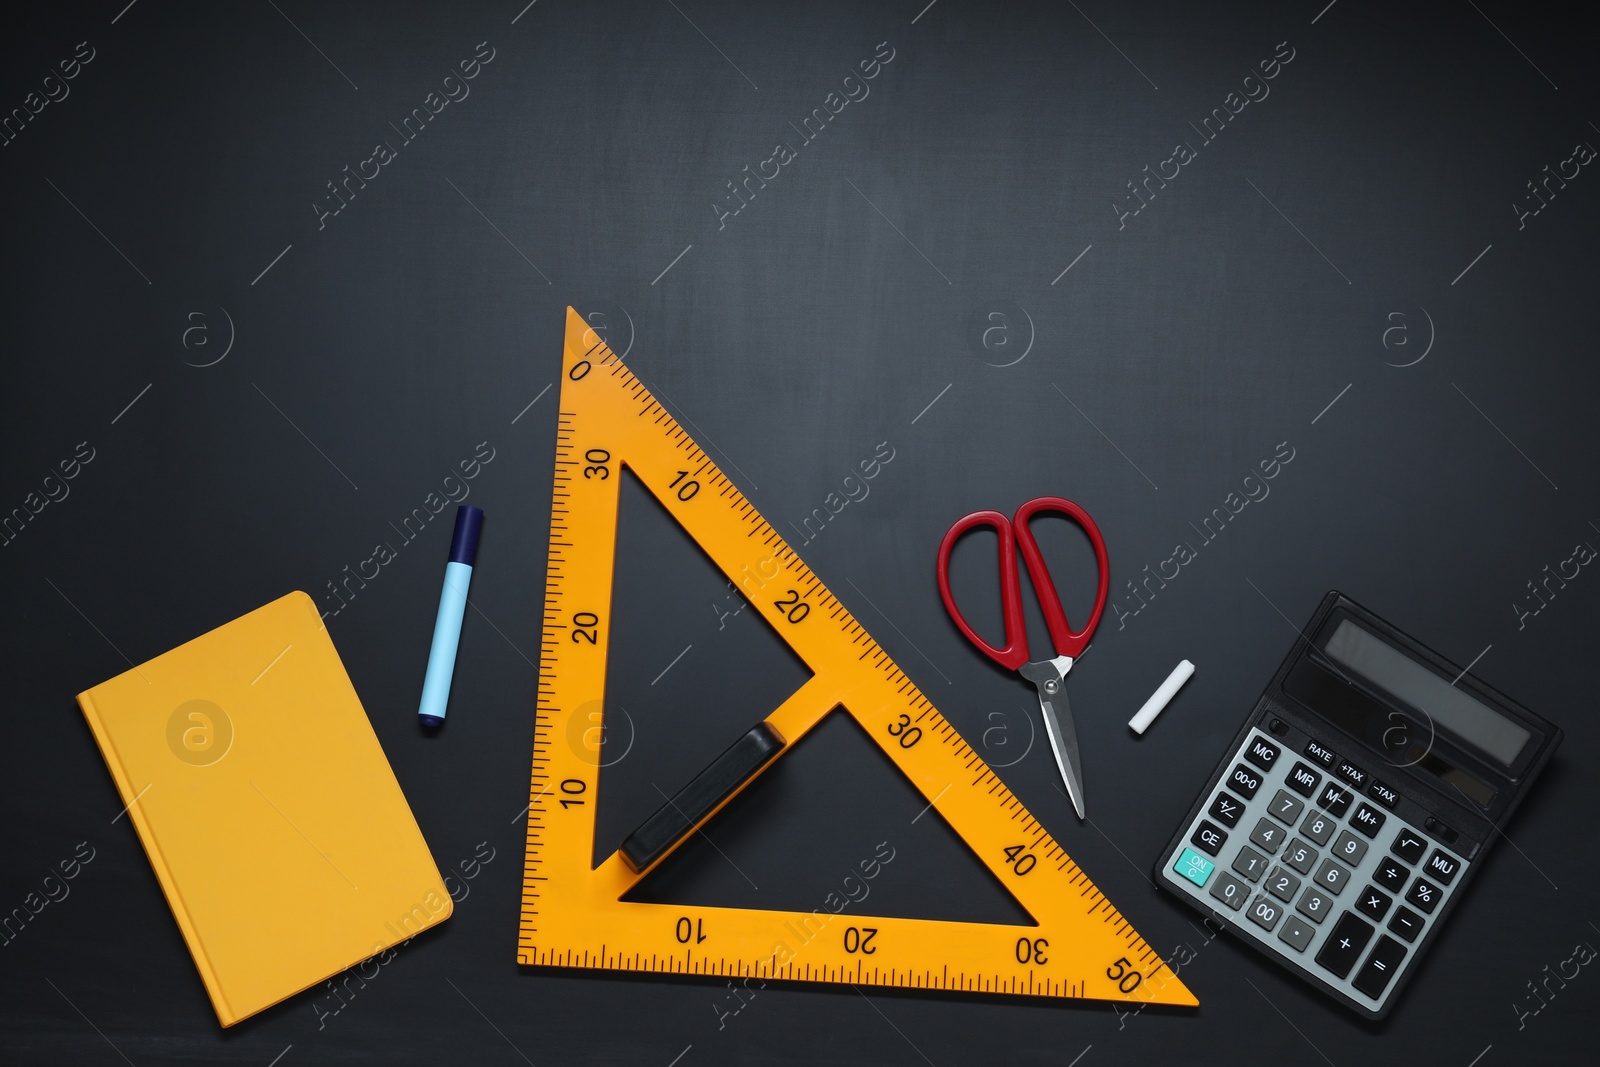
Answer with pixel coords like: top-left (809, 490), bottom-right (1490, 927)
top-left (419, 506), bottom-right (483, 727)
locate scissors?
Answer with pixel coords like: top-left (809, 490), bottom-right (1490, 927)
top-left (935, 497), bottom-right (1109, 819)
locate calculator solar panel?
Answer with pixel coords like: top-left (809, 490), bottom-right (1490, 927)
top-left (1155, 592), bottom-right (1561, 1018)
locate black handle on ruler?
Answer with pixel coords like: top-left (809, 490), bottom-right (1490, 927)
top-left (619, 722), bottom-right (786, 873)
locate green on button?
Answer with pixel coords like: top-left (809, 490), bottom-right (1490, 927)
top-left (1176, 847), bottom-right (1215, 888)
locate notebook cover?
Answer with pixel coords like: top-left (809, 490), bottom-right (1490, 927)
top-left (76, 591), bottom-right (450, 1026)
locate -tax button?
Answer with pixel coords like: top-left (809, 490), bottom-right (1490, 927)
top-left (1367, 780), bottom-right (1400, 808)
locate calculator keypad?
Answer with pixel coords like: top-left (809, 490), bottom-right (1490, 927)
top-left (1162, 728), bottom-right (1471, 1013)
top-left (1300, 810), bottom-right (1336, 845)
top-left (1209, 792), bottom-right (1245, 828)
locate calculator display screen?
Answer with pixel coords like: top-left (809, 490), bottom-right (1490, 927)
top-left (1323, 620), bottom-right (1530, 766)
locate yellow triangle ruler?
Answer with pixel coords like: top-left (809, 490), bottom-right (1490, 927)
top-left (518, 307), bottom-right (1196, 1006)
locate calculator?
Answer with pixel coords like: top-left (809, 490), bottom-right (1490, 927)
top-left (1155, 591), bottom-right (1561, 1018)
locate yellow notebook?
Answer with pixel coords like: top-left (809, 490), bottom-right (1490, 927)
top-left (77, 591), bottom-right (450, 1026)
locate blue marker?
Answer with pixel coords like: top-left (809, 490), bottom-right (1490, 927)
top-left (418, 505), bottom-right (484, 727)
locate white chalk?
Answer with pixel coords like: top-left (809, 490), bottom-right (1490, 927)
top-left (1129, 659), bottom-right (1195, 735)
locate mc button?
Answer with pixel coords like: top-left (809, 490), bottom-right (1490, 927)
top-left (1246, 735), bottom-right (1282, 771)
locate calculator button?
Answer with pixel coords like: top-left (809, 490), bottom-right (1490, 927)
top-left (1278, 915), bottom-right (1316, 953)
top-left (1245, 736), bottom-right (1281, 771)
top-left (1247, 894), bottom-right (1284, 932)
top-left (1331, 830), bottom-right (1369, 866)
top-left (1317, 783), bottom-right (1352, 817)
top-left (1300, 811), bottom-right (1336, 846)
top-left (1388, 907), bottom-right (1424, 943)
top-left (1390, 828), bottom-right (1428, 865)
top-left (1228, 764), bottom-right (1263, 799)
top-left (1405, 876), bottom-right (1442, 914)
top-left (1249, 818), bottom-right (1285, 855)
top-left (1286, 762), bottom-right (1322, 797)
top-left (1267, 790), bottom-right (1305, 826)
top-left (1315, 912), bottom-right (1376, 979)
top-left (1336, 760), bottom-right (1370, 790)
top-left (1209, 871), bottom-right (1249, 910)
top-left (1191, 821), bottom-right (1228, 856)
top-left (1232, 846), bottom-right (1271, 883)
top-left (1304, 739), bottom-right (1338, 768)
top-left (1350, 803), bottom-right (1386, 838)
top-left (1367, 780), bottom-right (1400, 808)
top-left (1264, 866), bottom-right (1302, 902)
top-left (1352, 935), bottom-right (1407, 999)
top-left (1283, 839), bottom-right (1319, 875)
top-left (1296, 886), bottom-right (1334, 924)
top-left (1313, 858), bottom-right (1351, 895)
top-left (1424, 849), bottom-right (1461, 885)
top-left (1174, 848), bottom-right (1215, 888)
top-left (1374, 856), bottom-right (1409, 892)
top-left (1208, 792), bottom-right (1245, 829)
top-left (1355, 885), bottom-right (1393, 921)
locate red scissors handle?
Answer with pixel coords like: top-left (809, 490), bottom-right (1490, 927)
top-left (935, 496), bottom-right (1110, 671)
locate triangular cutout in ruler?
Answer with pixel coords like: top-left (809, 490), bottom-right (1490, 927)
top-left (519, 308), bottom-right (1196, 1007)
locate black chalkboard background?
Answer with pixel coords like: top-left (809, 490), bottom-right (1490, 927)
top-left (4, 2), bottom-right (1597, 1064)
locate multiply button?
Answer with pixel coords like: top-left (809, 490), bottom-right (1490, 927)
top-left (1315, 911), bottom-right (1375, 979)
top-left (1317, 783), bottom-right (1353, 818)
top-left (1337, 760), bottom-right (1370, 789)
top-left (1304, 739), bottom-right (1338, 768)
top-left (1208, 792), bottom-right (1245, 828)
top-left (1424, 849), bottom-right (1461, 885)
top-left (1390, 828), bottom-right (1427, 865)
top-left (1191, 821), bottom-right (1227, 856)
top-left (1352, 935), bottom-right (1407, 998)
top-left (1349, 803), bottom-right (1386, 838)
top-left (1287, 761), bottom-right (1322, 797)
top-left (1228, 764), bottom-right (1263, 799)
top-left (1246, 736), bottom-right (1281, 771)
top-left (1355, 884), bottom-right (1393, 921)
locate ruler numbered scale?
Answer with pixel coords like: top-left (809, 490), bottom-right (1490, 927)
top-left (518, 308), bottom-right (1194, 1007)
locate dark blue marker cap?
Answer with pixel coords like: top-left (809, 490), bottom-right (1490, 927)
top-left (448, 505), bottom-right (484, 566)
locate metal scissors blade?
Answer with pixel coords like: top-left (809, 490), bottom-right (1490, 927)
top-left (1020, 657), bottom-right (1086, 819)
